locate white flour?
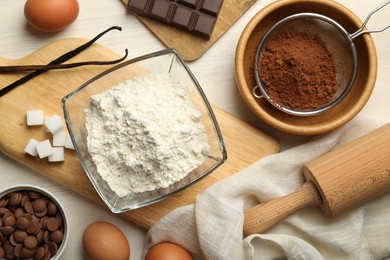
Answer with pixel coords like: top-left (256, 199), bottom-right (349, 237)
top-left (85, 73), bottom-right (210, 197)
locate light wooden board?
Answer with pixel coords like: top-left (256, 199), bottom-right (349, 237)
top-left (0, 39), bottom-right (279, 229)
top-left (122, 0), bottom-right (257, 61)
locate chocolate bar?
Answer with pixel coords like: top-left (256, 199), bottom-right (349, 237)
top-left (127, 0), bottom-right (224, 40)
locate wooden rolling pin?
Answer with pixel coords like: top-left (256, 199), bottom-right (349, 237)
top-left (243, 123), bottom-right (390, 236)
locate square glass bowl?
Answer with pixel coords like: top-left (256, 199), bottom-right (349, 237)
top-left (62, 48), bottom-right (227, 213)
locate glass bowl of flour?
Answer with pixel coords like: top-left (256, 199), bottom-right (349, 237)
top-left (61, 48), bottom-right (227, 213)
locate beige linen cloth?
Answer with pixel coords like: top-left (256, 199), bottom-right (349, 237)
top-left (146, 117), bottom-right (390, 260)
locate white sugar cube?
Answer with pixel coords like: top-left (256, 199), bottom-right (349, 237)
top-left (36, 139), bottom-right (53, 159)
top-left (45, 114), bottom-right (64, 134)
top-left (26, 110), bottom-right (44, 126)
top-left (65, 133), bottom-right (75, 150)
top-left (45, 118), bottom-right (50, 132)
top-left (24, 138), bottom-right (39, 156)
top-left (53, 131), bottom-right (66, 147)
top-left (49, 147), bottom-right (64, 162)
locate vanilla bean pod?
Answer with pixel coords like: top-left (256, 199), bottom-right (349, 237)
top-left (0, 49), bottom-right (128, 73)
top-left (0, 26), bottom-right (123, 97)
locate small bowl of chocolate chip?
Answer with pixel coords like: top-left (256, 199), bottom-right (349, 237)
top-left (0, 185), bottom-right (68, 260)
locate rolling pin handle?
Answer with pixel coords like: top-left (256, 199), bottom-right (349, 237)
top-left (243, 181), bottom-right (322, 236)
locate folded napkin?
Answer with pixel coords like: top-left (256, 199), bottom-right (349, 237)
top-left (146, 117), bottom-right (390, 260)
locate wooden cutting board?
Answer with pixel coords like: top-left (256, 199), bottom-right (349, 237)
top-left (0, 39), bottom-right (279, 229)
top-left (121, 0), bottom-right (257, 61)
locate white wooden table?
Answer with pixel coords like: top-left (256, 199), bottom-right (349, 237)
top-left (1, 0), bottom-right (389, 259)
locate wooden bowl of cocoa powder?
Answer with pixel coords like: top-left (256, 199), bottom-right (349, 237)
top-left (235, 0), bottom-right (377, 135)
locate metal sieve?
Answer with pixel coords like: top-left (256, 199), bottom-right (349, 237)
top-left (253, 1), bottom-right (390, 116)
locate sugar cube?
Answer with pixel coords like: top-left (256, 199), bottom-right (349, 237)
top-left (24, 138), bottom-right (39, 156)
top-left (53, 131), bottom-right (66, 147)
top-left (65, 133), bottom-right (75, 150)
top-left (45, 114), bottom-right (64, 134)
top-left (26, 110), bottom-right (44, 126)
top-left (49, 147), bottom-right (65, 162)
top-left (36, 139), bottom-right (53, 159)
top-left (45, 118), bottom-right (50, 132)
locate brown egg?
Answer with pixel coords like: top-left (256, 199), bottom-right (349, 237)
top-left (24, 0), bottom-right (79, 32)
top-left (145, 242), bottom-right (193, 260)
top-left (82, 221), bottom-right (130, 260)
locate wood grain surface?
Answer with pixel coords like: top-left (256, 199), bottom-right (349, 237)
top-left (0, 39), bottom-right (279, 229)
top-left (121, 0), bottom-right (257, 61)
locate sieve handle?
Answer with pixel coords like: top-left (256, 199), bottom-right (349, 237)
top-left (351, 0), bottom-right (390, 39)
top-left (252, 85), bottom-right (264, 99)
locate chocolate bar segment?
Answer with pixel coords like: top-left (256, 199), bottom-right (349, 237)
top-left (200, 0), bottom-right (222, 16)
top-left (193, 12), bottom-right (215, 37)
top-left (172, 5), bottom-right (194, 28)
top-left (150, 0), bottom-right (172, 19)
top-left (178, 0), bottom-right (198, 8)
top-left (127, 0), bottom-right (151, 11)
top-left (127, 0), bottom-right (224, 40)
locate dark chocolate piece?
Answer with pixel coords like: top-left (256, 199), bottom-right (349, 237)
top-left (127, 0), bottom-right (224, 40)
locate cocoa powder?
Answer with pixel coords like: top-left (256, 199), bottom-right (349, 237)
top-left (258, 31), bottom-right (337, 110)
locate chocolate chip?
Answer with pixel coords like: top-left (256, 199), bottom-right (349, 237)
top-left (36, 230), bottom-right (44, 244)
top-left (32, 199), bottom-right (46, 213)
top-left (1, 226), bottom-right (15, 236)
top-left (48, 241), bottom-right (58, 257)
top-left (24, 201), bottom-right (34, 214)
top-left (49, 230), bottom-right (63, 244)
top-left (27, 191), bottom-right (41, 200)
top-left (43, 230), bottom-right (50, 244)
top-left (40, 216), bottom-right (48, 230)
top-left (9, 234), bottom-right (19, 246)
top-left (9, 192), bottom-right (22, 207)
top-left (46, 218), bottom-right (59, 232)
top-left (21, 246), bottom-right (36, 258)
top-left (14, 230), bottom-right (28, 243)
top-left (22, 213), bottom-right (33, 221)
top-left (0, 198), bottom-right (9, 208)
top-left (0, 207), bottom-right (11, 217)
top-left (21, 195), bottom-right (30, 208)
top-left (35, 246), bottom-right (46, 260)
top-left (24, 235), bottom-right (38, 249)
top-left (16, 216), bottom-right (30, 231)
top-left (26, 221), bottom-right (39, 234)
top-left (42, 251), bottom-right (51, 260)
top-left (32, 214), bottom-right (40, 222)
top-left (42, 244), bottom-right (49, 256)
top-left (3, 213), bottom-right (16, 226)
top-left (46, 202), bottom-right (57, 216)
top-left (33, 221), bottom-right (42, 235)
top-left (13, 244), bottom-right (23, 258)
top-left (3, 240), bottom-right (14, 254)
top-left (14, 207), bottom-right (25, 218)
top-left (35, 207), bottom-right (47, 218)
top-left (56, 214), bottom-right (64, 229)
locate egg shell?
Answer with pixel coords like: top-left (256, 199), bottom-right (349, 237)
top-left (82, 221), bottom-right (130, 260)
top-left (24, 0), bottom-right (79, 32)
top-left (145, 242), bottom-right (193, 260)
